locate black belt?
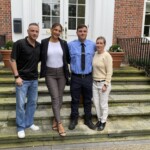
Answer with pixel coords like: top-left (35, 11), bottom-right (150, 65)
top-left (94, 80), bottom-right (105, 82)
top-left (72, 73), bottom-right (92, 78)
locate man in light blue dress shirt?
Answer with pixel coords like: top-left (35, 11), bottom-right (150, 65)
top-left (68, 24), bottom-right (96, 130)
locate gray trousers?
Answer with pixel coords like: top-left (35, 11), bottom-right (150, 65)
top-left (45, 67), bottom-right (66, 123)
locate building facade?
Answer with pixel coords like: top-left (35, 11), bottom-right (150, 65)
top-left (0, 0), bottom-right (149, 50)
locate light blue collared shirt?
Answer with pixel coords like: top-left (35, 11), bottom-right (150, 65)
top-left (68, 39), bottom-right (96, 74)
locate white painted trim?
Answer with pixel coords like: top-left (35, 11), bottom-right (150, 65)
top-left (142, 0), bottom-right (150, 40)
top-left (142, 0), bottom-right (147, 38)
top-left (11, 0), bottom-right (115, 45)
top-left (91, 0), bottom-right (115, 50)
top-left (86, 0), bottom-right (94, 40)
top-left (11, 0), bottom-right (24, 42)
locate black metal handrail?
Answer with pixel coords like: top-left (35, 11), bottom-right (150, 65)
top-left (117, 37), bottom-right (150, 76)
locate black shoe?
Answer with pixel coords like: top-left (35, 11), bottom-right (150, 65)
top-left (97, 122), bottom-right (106, 131)
top-left (84, 120), bottom-right (96, 130)
top-left (95, 121), bottom-right (101, 127)
top-left (68, 119), bottom-right (78, 130)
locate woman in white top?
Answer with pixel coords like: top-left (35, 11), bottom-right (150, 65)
top-left (92, 36), bottom-right (113, 131)
top-left (40, 23), bottom-right (70, 136)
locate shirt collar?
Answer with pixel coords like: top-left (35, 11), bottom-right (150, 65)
top-left (25, 36), bottom-right (40, 47)
top-left (78, 39), bottom-right (87, 47)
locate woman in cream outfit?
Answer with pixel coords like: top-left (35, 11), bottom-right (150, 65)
top-left (92, 36), bottom-right (113, 131)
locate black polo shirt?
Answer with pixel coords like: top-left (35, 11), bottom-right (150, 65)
top-left (11, 37), bottom-right (40, 80)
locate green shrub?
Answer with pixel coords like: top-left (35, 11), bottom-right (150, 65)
top-left (5, 41), bottom-right (13, 50)
top-left (109, 44), bottom-right (124, 52)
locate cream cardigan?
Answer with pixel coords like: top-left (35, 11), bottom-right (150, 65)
top-left (92, 51), bottom-right (113, 85)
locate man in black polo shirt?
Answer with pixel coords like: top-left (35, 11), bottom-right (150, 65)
top-left (9, 23), bottom-right (40, 138)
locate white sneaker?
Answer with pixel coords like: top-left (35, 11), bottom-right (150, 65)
top-left (29, 124), bottom-right (39, 131)
top-left (18, 130), bottom-right (25, 138)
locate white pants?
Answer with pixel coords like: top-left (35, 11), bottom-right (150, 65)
top-left (92, 81), bottom-right (111, 123)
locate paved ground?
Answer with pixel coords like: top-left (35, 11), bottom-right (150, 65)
top-left (2, 140), bottom-right (150, 150)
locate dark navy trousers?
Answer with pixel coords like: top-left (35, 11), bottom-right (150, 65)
top-left (70, 73), bottom-right (93, 119)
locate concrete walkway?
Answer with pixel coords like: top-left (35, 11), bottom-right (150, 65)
top-left (3, 140), bottom-right (150, 150)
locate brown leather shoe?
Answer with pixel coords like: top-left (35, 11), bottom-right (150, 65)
top-left (58, 122), bottom-right (66, 137)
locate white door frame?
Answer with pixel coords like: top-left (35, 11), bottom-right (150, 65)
top-left (11, 0), bottom-right (115, 48)
top-left (61, 0), bottom-right (90, 41)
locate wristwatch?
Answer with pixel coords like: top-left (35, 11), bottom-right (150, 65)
top-left (14, 75), bottom-right (20, 79)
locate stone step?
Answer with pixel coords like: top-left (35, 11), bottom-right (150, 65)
top-left (112, 69), bottom-right (146, 76)
top-left (0, 67), bottom-right (12, 76)
top-left (111, 76), bottom-right (150, 85)
top-left (0, 85), bottom-right (150, 97)
top-left (0, 65), bottom-right (146, 75)
top-left (0, 105), bottom-right (149, 125)
top-left (0, 94), bottom-right (150, 110)
top-left (0, 76), bottom-right (149, 85)
top-left (0, 116), bottom-right (149, 145)
top-left (0, 64), bottom-right (150, 149)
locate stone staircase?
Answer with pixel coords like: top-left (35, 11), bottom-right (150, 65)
top-left (0, 64), bottom-right (150, 149)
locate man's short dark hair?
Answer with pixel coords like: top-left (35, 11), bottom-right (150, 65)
top-left (29, 23), bottom-right (39, 27)
top-left (77, 24), bottom-right (87, 31)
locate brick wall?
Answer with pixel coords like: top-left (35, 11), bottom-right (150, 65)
top-left (0, 0), bottom-right (12, 42)
top-left (113, 0), bottom-right (145, 44)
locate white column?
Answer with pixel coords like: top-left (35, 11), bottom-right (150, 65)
top-left (22, 0), bottom-right (32, 38)
top-left (11, 0), bottom-right (42, 42)
top-left (92, 0), bottom-right (115, 50)
top-left (11, 0), bottom-right (24, 41)
top-left (30, 0), bottom-right (43, 42)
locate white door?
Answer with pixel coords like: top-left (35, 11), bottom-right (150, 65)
top-left (42, 0), bottom-right (88, 41)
